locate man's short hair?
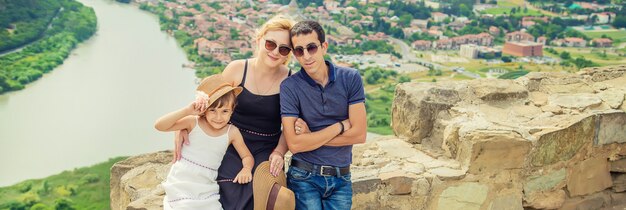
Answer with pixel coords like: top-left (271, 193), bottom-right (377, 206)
top-left (290, 20), bottom-right (325, 44)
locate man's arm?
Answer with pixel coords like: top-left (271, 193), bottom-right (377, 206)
top-left (325, 102), bottom-right (367, 146)
top-left (282, 116), bottom-right (343, 154)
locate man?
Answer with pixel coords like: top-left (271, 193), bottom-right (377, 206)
top-left (280, 20), bottom-right (367, 210)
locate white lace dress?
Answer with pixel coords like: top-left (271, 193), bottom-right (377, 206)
top-left (162, 120), bottom-right (230, 210)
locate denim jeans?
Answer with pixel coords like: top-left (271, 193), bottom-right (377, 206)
top-left (287, 165), bottom-right (352, 210)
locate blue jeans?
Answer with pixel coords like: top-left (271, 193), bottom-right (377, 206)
top-left (287, 166), bottom-right (352, 210)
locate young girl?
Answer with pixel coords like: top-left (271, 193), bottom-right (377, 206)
top-left (155, 74), bottom-right (254, 210)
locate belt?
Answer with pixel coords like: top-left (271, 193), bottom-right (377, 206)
top-left (291, 159), bottom-right (350, 177)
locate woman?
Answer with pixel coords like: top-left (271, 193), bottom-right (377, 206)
top-left (173, 15), bottom-right (295, 210)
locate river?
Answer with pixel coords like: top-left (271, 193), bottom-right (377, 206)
top-left (0, 0), bottom-right (197, 186)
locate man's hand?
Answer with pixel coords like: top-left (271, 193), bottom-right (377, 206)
top-left (172, 129), bottom-right (190, 163)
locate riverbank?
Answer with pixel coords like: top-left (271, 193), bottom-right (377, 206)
top-left (0, 0), bottom-right (97, 94)
top-left (0, 157), bottom-right (127, 209)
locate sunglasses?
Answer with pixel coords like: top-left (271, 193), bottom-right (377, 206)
top-left (264, 39), bottom-right (291, 56)
top-left (293, 43), bottom-right (319, 57)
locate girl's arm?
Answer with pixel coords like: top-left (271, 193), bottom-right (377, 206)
top-left (154, 109), bottom-right (195, 132)
top-left (230, 126), bottom-right (254, 184)
top-left (154, 102), bottom-right (201, 132)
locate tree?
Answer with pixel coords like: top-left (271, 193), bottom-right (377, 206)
top-left (560, 51), bottom-right (571, 60)
top-left (613, 16), bottom-right (626, 29)
top-left (230, 28), bottom-right (239, 40)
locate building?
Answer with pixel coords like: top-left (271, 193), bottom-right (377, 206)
top-left (460, 44), bottom-right (479, 59)
top-left (503, 42), bottom-right (543, 57)
top-left (431, 12), bottom-right (449, 22)
top-left (592, 12), bottom-right (616, 24)
top-left (506, 31), bottom-right (535, 42)
top-left (489, 26), bottom-right (501, 36)
top-left (552, 37), bottom-right (587, 47)
top-left (592, 38), bottom-right (613, 48)
top-left (412, 40), bottom-right (432, 51)
top-left (537, 36), bottom-right (547, 45)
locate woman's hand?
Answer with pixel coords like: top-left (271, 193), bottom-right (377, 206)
top-left (294, 118), bottom-right (310, 135)
top-left (268, 151), bottom-right (284, 177)
top-left (233, 167), bottom-right (252, 184)
top-left (172, 129), bottom-right (190, 163)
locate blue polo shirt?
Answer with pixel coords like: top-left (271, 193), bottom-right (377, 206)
top-left (280, 60), bottom-right (365, 167)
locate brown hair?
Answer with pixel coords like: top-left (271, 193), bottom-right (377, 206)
top-left (209, 91), bottom-right (237, 109)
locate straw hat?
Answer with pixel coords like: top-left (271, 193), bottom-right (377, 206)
top-left (196, 74), bottom-right (242, 107)
top-left (253, 161), bottom-right (295, 210)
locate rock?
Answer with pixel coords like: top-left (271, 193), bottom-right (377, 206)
top-left (489, 192), bottom-right (523, 210)
top-left (353, 177), bottom-right (382, 194)
top-left (596, 112), bottom-right (626, 145)
top-left (465, 131), bottom-right (531, 175)
top-left (429, 167), bottom-right (466, 181)
top-left (523, 168), bottom-right (567, 196)
top-left (523, 190), bottom-right (566, 209)
top-left (549, 93), bottom-right (602, 110)
top-left (567, 157), bottom-right (613, 196)
top-left (381, 175), bottom-right (415, 195)
top-left (559, 191), bottom-right (610, 210)
top-left (110, 151), bottom-right (171, 210)
top-left (392, 83), bottom-right (461, 144)
top-left (599, 90), bottom-right (625, 109)
top-left (611, 159), bottom-right (626, 173)
top-left (530, 91), bottom-right (548, 106)
top-left (612, 173), bottom-right (626, 193)
top-left (529, 116), bottom-right (594, 167)
top-left (437, 182), bottom-right (488, 210)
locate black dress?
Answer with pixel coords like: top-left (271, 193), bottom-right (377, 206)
top-left (217, 60), bottom-right (289, 210)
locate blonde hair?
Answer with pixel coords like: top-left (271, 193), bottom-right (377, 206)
top-left (255, 15), bottom-right (295, 65)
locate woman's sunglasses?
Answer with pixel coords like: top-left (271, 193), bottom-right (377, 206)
top-left (265, 39), bottom-right (291, 56)
top-left (293, 43), bottom-right (319, 57)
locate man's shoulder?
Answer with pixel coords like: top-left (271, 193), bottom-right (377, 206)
top-left (280, 71), bottom-right (303, 88)
top-left (335, 65), bottom-right (361, 80)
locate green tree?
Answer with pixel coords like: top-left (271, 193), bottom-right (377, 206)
top-left (560, 51), bottom-right (571, 60)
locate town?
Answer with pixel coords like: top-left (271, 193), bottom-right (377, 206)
top-left (132, 0), bottom-right (626, 134)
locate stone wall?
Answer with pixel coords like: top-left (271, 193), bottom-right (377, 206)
top-left (110, 65), bottom-right (626, 209)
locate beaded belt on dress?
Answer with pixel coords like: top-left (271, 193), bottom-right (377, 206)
top-left (181, 156), bottom-right (217, 172)
top-left (238, 127), bottom-right (281, 137)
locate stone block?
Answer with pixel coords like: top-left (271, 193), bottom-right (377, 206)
top-left (611, 159), bottom-right (626, 173)
top-left (595, 112), bottom-right (626, 145)
top-left (353, 177), bottom-right (382, 194)
top-left (437, 182), bottom-right (488, 210)
top-left (530, 116), bottom-right (595, 167)
top-left (523, 190), bottom-right (566, 209)
top-left (613, 173), bottom-right (626, 192)
top-left (489, 192), bottom-right (523, 210)
top-left (567, 157), bottom-right (613, 196)
top-left (524, 168), bottom-right (567, 195)
top-left (466, 131), bottom-right (531, 174)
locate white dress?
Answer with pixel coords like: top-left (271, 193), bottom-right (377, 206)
top-left (162, 119), bottom-right (230, 210)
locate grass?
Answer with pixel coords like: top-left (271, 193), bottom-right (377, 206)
top-left (482, 7), bottom-right (543, 16)
top-left (0, 157), bottom-right (128, 209)
top-left (365, 86), bottom-right (395, 136)
top-left (581, 30), bottom-right (626, 45)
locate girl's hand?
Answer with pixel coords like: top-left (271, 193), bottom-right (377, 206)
top-left (172, 129), bottom-right (190, 163)
top-left (233, 168), bottom-right (252, 184)
top-left (294, 118), bottom-right (310, 135)
top-left (189, 91), bottom-right (209, 115)
top-left (269, 151), bottom-right (284, 177)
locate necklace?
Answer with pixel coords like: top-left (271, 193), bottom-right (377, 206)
top-left (252, 60), bottom-right (281, 96)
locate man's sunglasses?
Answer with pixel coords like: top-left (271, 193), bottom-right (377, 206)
top-left (293, 43), bottom-right (319, 57)
top-left (265, 39), bottom-right (291, 56)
